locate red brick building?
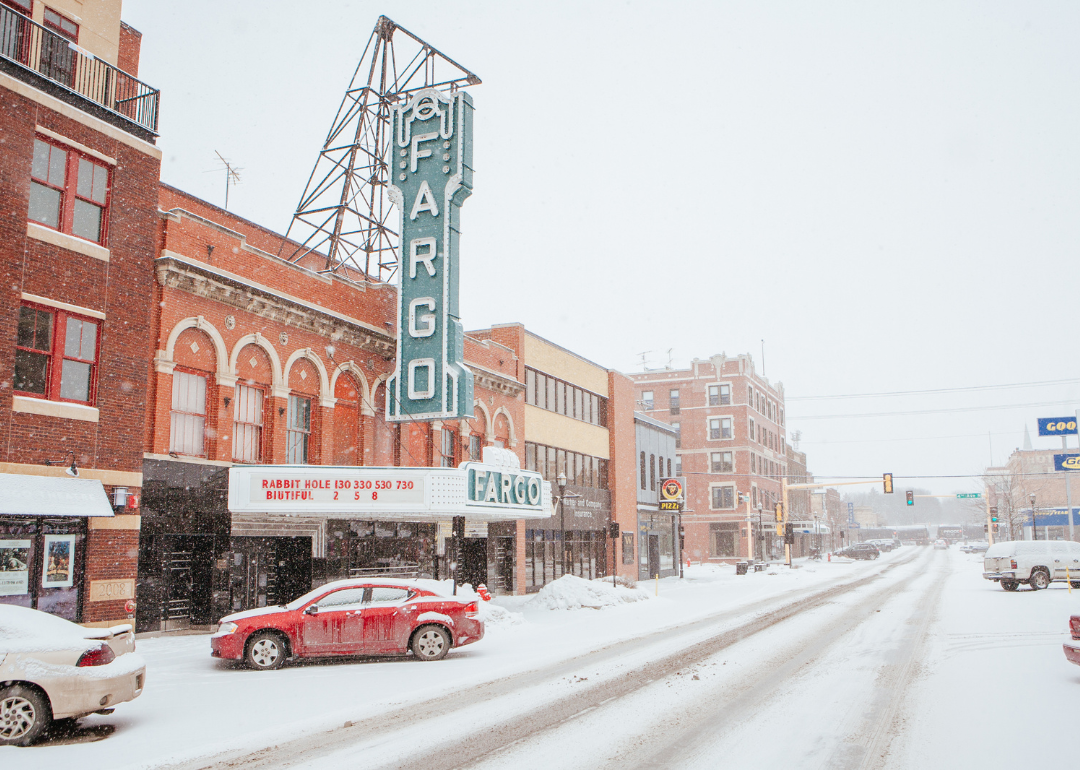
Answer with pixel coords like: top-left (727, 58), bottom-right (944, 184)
top-left (629, 354), bottom-right (788, 563)
top-left (0, 0), bottom-right (160, 626)
top-left (138, 186), bottom-right (531, 630)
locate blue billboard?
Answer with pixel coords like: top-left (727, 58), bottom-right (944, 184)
top-left (1054, 453), bottom-right (1080, 471)
top-left (1038, 417), bottom-right (1077, 436)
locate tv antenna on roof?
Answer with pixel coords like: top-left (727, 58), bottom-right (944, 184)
top-left (637, 351), bottom-right (653, 371)
top-left (213, 151), bottom-right (242, 210)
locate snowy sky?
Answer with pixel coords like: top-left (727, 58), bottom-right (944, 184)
top-left (121, 0), bottom-right (1080, 496)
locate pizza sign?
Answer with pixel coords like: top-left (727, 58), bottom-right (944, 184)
top-left (659, 477), bottom-right (684, 511)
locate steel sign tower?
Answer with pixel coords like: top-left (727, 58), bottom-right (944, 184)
top-left (281, 16), bottom-right (480, 283)
top-left (385, 88), bottom-right (474, 422)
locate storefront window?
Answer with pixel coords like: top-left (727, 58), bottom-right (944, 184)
top-left (0, 517), bottom-right (84, 621)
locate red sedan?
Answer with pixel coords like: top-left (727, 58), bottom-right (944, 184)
top-left (1065, 615), bottom-right (1080, 668)
top-left (210, 579), bottom-right (484, 670)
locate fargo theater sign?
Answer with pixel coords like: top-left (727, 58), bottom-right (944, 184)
top-left (386, 88), bottom-right (475, 422)
top-left (228, 464), bottom-right (552, 522)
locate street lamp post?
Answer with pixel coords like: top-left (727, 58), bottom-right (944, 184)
top-left (558, 471), bottom-right (567, 576)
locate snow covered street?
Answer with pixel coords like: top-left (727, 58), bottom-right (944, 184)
top-left (6, 545), bottom-right (1077, 769)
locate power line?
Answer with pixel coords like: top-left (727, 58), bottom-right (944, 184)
top-left (786, 377), bottom-right (1080, 402)
top-left (791, 399), bottom-right (1078, 420)
top-left (800, 430), bottom-right (1022, 445)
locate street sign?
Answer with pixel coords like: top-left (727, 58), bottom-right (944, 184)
top-left (847, 502), bottom-right (854, 524)
top-left (956, 493), bottom-right (981, 499)
top-left (386, 88), bottom-right (475, 422)
top-left (1038, 417), bottom-right (1078, 436)
top-left (848, 522), bottom-right (860, 529)
top-left (1054, 453), bottom-right (1080, 471)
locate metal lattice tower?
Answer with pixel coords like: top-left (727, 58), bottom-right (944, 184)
top-left (281, 16), bottom-right (480, 282)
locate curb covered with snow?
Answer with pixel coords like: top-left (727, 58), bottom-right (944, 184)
top-left (527, 574), bottom-right (652, 610)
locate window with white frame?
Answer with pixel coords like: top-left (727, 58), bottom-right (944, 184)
top-left (709, 417), bottom-right (732, 440)
top-left (287, 394), bottom-right (312, 464)
top-left (170, 371), bottom-right (207, 456)
top-left (441, 428), bottom-right (456, 467)
top-left (711, 486), bottom-right (735, 509)
top-left (709, 384), bottom-right (731, 406)
top-left (749, 417), bottom-right (755, 441)
top-left (675, 455), bottom-right (682, 476)
top-left (672, 422), bottom-right (680, 448)
top-left (669, 389), bottom-right (680, 414)
top-left (711, 451), bottom-right (733, 473)
top-left (233, 384), bottom-right (264, 463)
top-left (640, 390), bottom-right (653, 410)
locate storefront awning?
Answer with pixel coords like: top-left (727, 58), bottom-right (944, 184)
top-left (0, 473), bottom-right (114, 517)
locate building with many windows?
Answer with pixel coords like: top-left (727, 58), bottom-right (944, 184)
top-left (629, 354), bottom-right (788, 563)
top-left (0, 0), bottom-right (160, 625)
top-left (635, 412), bottom-right (680, 579)
top-left (468, 325), bottom-right (637, 588)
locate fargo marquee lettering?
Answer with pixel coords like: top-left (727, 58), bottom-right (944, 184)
top-left (386, 88), bottom-right (475, 422)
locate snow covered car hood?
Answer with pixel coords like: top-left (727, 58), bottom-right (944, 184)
top-left (218, 605), bottom-right (293, 624)
top-left (0, 604), bottom-right (131, 655)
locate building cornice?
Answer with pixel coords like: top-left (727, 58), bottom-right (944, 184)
top-left (154, 253), bottom-right (395, 359)
top-left (469, 363), bottom-right (524, 396)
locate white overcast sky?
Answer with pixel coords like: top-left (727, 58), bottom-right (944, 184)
top-left (122, 1), bottom-right (1080, 495)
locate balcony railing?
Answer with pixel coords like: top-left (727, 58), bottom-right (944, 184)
top-left (0, 5), bottom-right (158, 136)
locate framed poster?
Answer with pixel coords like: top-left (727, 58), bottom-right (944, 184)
top-left (42, 534), bottom-right (76, 588)
top-left (0, 539), bottom-right (31, 596)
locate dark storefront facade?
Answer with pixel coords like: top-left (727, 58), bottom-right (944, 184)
top-left (524, 485), bottom-right (610, 593)
top-left (137, 459), bottom-right (519, 631)
top-left (637, 511), bottom-right (678, 580)
top-left (1, 516), bottom-right (87, 621)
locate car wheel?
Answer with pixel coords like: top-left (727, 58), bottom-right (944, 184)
top-left (245, 631), bottom-right (287, 671)
top-left (1029, 569), bottom-right (1050, 590)
top-left (411, 625), bottom-right (451, 661)
top-left (0, 684), bottom-right (51, 747)
top-left (1001, 580), bottom-right (1018, 591)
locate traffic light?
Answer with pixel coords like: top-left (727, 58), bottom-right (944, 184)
top-left (905, 490), bottom-right (914, 506)
top-left (883, 473), bottom-right (894, 494)
top-left (775, 502), bottom-right (784, 535)
top-left (983, 523), bottom-right (989, 532)
top-left (990, 507), bottom-right (998, 523)
top-left (784, 522), bottom-right (794, 544)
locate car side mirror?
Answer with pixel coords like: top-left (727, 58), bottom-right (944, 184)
top-left (305, 604), bottom-right (319, 616)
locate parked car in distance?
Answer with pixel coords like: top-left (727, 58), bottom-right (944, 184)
top-left (836, 543), bottom-right (880, 560)
top-left (960, 541), bottom-right (990, 554)
top-left (867, 539), bottom-right (895, 552)
top-left (934, 539), bottom-right (949, 550)
top-left (211, 578), bottom-right (484, 670)
top-left (0, 605), bottom-right (145, 746)
top-left (1065, 615), bottom-right (1080, 668)
top-left (983, 540), bottom-right (1080, 591)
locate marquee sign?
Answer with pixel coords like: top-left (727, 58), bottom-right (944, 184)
top-left (1054, 453), bottom-right (1080, 471)
top-left (228, 463), bottom-right (552, 522)
top-left (386, 87), bottom-right (475, 422)
top-left (1038, 417), bottom-right (1078, 436)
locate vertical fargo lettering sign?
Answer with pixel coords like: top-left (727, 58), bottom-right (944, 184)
top-left (386, 88), bottom-right (474, 422)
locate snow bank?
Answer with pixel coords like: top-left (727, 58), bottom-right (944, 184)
top-left (478, 601), bottom-right (525, 628)
top-left (527, 575), bottom-right (651, 611)
top-left (0, 604), bottom-right (98, 654)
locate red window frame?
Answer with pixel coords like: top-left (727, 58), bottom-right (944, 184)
top-left (42, 5), bottom-right (77, 41)
top-left (29, 135), bottom-right (111, 245)
top-left (1, 0), bottom-right (33, 15)
top-left (14, 301), bottom-right (100, 405)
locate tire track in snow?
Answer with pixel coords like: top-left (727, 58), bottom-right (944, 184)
top-left (156, 550), bottom-right (923, 770)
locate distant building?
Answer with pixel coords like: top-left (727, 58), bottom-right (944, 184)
top-left (985, 449), bottom-right (1079, 542)
top-left (629, 353), bottom-right (787, 563)
top-left (634, 412), bottom-right (679, 579)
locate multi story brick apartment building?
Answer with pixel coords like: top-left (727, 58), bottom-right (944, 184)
top-left (0, 0), bottom-right (160, 625)
top-left (138, 186), bottom-right (530, 631)
top-left (630, 354), bottom-right (787, 563)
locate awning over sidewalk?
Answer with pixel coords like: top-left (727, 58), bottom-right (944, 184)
top-left (0, 472), bottom-right (114, 517)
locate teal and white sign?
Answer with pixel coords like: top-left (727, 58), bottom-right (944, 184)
top-left (386, 88), bottom-right (474, 422)
top-left (461, 462), bottom-right (550, 516)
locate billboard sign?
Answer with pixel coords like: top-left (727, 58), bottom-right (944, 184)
top-left (1054, 453), bottom-right (1080, 471)
top-left (387, 88), bottom-right (475, 422)
top-left (1038, 417), bottom-right (1078, 436)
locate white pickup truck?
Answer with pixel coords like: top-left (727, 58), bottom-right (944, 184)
top-left (983, 540), bottom-right (1080, 591)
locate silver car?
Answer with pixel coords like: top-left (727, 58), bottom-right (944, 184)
top-left (0, 605), bottom-right (145, 746)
